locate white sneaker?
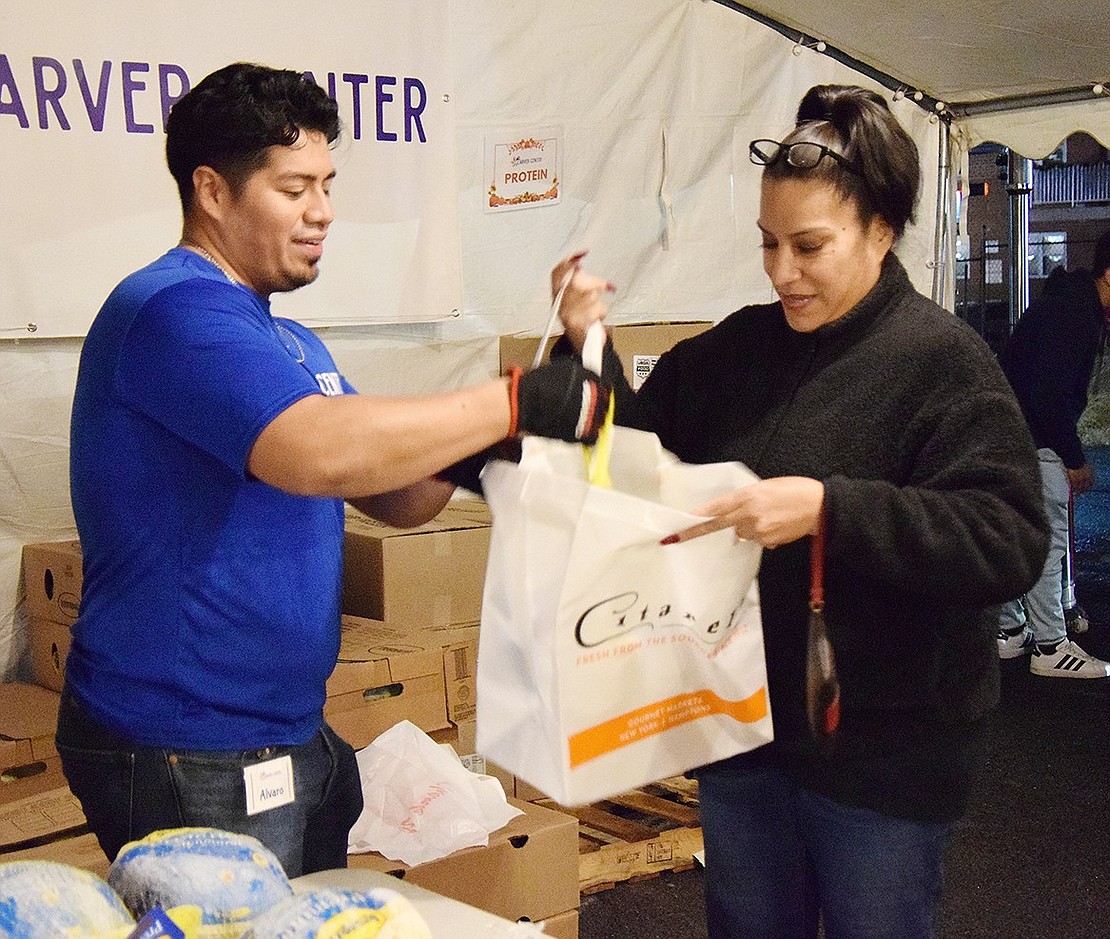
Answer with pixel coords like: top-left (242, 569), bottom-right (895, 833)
top-left (1029, 639), bottom-right (1110, 679)
top-left (997, 624), bottom-right (1035, 659)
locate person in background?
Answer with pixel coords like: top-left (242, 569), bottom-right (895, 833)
top-left (58, 62), bottom-right (610, 878)
top-left (995, 229), bottom-right (1110, 678)
top-left (555, 85), bottom-right (1048, 938)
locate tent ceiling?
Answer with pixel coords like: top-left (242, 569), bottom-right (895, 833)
top-left (726, 0), bottom-right (1109, 113)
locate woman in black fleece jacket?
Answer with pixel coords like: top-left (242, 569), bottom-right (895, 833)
top-left (554, 86), bottom-right (1049, 939)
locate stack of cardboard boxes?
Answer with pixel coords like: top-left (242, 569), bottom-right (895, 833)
top-left (2, 540), bottom-right (89, 869)
top-left (4, 322), bottom-right (714, 936)
top-left (331, 497), bottom-right (581, 935)
top-left (9, 504), bottom-right (579, 936)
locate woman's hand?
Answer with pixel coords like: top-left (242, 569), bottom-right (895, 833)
top-left (662, 477), bottom-right (825, 549)
top-left (551, 251), bottom-right (614, 353)
top-left (1067, 461), bottom-right (1095, 496)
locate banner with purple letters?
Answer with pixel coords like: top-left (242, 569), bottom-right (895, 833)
top-left (0, 1), bottom-right (460, 337)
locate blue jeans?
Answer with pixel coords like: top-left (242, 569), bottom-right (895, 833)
top-left (698, 764), bottom-right (951, 939)
top-left (55, 690), bottom-right (363, 878)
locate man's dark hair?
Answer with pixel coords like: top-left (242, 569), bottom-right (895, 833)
top-left (1093, 229), bottom-right (1110, 280)
top-left (166, 62), bottom-right (341, 210)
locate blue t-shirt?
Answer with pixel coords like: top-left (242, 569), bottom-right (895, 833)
top-left (68, 247), bottom-right (356, 749)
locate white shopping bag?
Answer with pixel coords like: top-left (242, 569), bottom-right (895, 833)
top-left (476, 333), bottom-right (772, 805)
top-left (347, 720), bottom-right (523, 866)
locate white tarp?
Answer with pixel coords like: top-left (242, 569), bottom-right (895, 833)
top-left (0, 1), bottom-right (461, 339)
top-left (733, 0), bottom-right (1110, 156)
top-left (0, 0), bottom-right (1078, 678)
top-left (956, 100), bottom-right (1110, 159)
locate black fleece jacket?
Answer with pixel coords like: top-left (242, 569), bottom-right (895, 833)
top-left (998, 267), bottom-right (1104, 469)
top-left (585, 254), bottom-right (1049, 822)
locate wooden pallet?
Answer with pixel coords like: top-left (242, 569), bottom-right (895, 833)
top-left (539, 776), bottom-right (703, 894)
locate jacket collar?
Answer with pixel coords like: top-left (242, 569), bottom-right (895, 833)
top-left (803, 251), bottom-right (912, 343)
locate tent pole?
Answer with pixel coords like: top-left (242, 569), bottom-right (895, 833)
top-left (1006, 154), bottom-right (1033, 329)
top-left (932, 120), bottom-right (954, 308)
top-left (951, 86), bottom-right (1108, 117)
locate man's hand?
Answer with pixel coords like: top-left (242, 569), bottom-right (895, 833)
top-left (661, 477), bottom-right (826, 549)
top-left (508, 358), bottom-right (611, 444)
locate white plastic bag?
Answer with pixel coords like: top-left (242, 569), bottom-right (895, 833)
top-left (476, 324), bottom-right (773, 804)
top-left (347, 720), bottom-right (523, 866)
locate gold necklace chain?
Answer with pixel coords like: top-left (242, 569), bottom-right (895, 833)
top-left (179, 241), bottom-right (240, 286)
top-left (275, 323), bottom-right (306, 364)
top-left (179, 241), bottom-right (305, 365)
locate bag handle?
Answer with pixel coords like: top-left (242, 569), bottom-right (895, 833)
top-left (581, 321), bottom-right (615, 487)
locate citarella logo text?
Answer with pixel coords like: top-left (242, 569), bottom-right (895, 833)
top-left (574, 592), bottom-right (743, 649)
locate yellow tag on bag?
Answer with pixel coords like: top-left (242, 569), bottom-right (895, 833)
top-left (581, 320), bottom-right (614, 488)
top-left (583, 395), bottom-right (615, 487)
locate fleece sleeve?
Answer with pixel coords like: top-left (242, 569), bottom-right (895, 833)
top-left (824, 331), bottom-right (1050, 608)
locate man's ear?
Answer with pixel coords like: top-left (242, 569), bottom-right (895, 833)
top-left (191, 165), bottom-right (228, 220)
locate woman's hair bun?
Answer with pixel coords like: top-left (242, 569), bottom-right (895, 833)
top-left (796, 85), bottom-right (889, 140)
top-left (767, 83), bottom-right (920, 238)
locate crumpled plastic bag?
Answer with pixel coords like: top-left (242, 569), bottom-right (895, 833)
top-left (347, 720), bottom-right (523, 866)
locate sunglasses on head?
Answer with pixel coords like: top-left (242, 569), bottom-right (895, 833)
top-left (749, 139), bottom-right (862, 176)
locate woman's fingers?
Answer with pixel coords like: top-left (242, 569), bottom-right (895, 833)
top-left (661, 478), bottom-right (824, 549)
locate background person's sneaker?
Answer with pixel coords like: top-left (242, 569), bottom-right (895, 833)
top-left (1030, 639), bottom-right (1110, 678)
top-left (997, 624), bottom-right (1035, 659)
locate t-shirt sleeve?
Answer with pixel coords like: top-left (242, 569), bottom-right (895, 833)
top-left (113, 280), bottom-right (322, 475)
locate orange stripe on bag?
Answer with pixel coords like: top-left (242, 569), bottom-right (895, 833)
top-left (567, 687), bottom-right (768, 768)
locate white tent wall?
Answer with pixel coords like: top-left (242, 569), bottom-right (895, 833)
top-left (956, 100), bottom-right (1110, 159)
top-left (0, 0), bottom-right (946, 679)
top-left (729, 0), bottom-right (1110, 157)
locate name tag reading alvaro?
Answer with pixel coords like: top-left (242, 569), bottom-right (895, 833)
top-left (243, 754), bottom-right (296, 816)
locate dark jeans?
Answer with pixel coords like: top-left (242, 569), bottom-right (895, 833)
top-left (698, 763), bottom-right (951, 939)
top-left (55, 690), bottom-right (363, 878)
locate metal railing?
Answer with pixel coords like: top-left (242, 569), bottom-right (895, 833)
top-left (1033, 162), bottom-right (1110, 206)
top-left (955, 245), bottom-right (1012, 355)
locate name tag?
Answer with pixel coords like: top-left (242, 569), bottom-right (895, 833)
top-left (243, 754), bottom-right (296, 816)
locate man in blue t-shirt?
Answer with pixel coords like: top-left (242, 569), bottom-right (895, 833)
top-left (59, 62), bottom-right (612, 877)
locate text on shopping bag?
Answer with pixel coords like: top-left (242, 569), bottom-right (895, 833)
top-left (568, 686), bottom-right (769, 767)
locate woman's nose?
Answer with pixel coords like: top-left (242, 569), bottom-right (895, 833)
top-left (765, 248), bottom-right (799, 287)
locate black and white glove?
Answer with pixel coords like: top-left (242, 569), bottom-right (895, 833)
top-left (507, 358), bottom-right (610, 444)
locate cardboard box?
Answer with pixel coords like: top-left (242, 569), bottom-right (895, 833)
top-left (0, 683), bottom-right (60, 765)
top-left (0, 831), bottom-right (108, 879)
top-left (452, 718), bottom-right (478, 758)
top-left (454, 743), bottom-right (550, 803)
top-left (348, 797), bottom-right (579, 923)
top-left (342, 500), bottom-right (491, 628)
top-left (460, 754), bottom-right (517, 804)
top-left (27, 616), bottom-right (72, 693)
top-left (499, 321), bottom-right (713, 391)
top-left (21, 540), bottom-right (83, 626)
top-left (0, 686), bottom-right (75, 852)
top-left (536, 908), bottom-right (579, 939)
top-left (513, 776), bottom-right (552, 803)
top-left (324, 617), bottom-right (450, 750)
top-left (426, 724), bottom-right (459, 747)
top-left (428, 624), bottom-right (479, 725)
top-left (473, 754), bottom-right (552, 803)
top-left (0, 756), bottom-right (86, 851)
